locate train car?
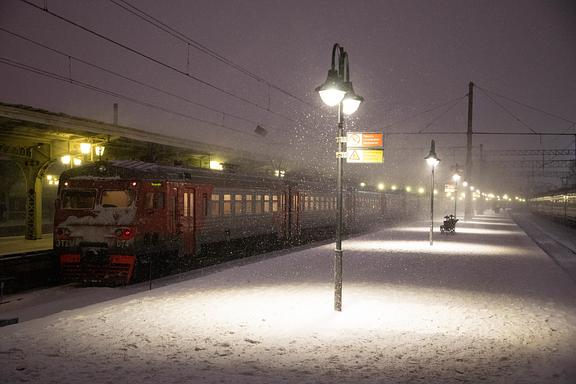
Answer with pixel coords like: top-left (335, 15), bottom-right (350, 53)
top-left (529, 188), bottom-right (576, 224)
top-left (54, 160), bottom-right (418, 285)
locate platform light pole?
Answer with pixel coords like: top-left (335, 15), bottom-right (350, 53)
top-left (425, 140), bottom-right (440, 246)
top-left (316, 43), bottom-right (364, 312)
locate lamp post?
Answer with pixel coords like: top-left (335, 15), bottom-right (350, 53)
top-left (425, 140), bottom-right (440, 246)
top-left (452, 169), bottom-right (461, 217)
top-left (316, 43), bottom-right (363, 312)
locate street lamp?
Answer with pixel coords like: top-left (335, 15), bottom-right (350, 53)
top-left (316, 43), bottom-right (363, 312)
top-left (452, 169), bottom-right (461, 217)
top-left (424, 140), bottom-right (440, 246)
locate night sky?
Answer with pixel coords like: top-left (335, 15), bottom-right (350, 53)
top-left (1, 0), bottom-right (575, 191)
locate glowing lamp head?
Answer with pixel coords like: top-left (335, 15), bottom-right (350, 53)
top-left (424, 140), bottom-right (440, 167)
top-left (316, 69), bottom-right (346, 107)
top-left (80, 142), bottom-right (91, 154)
top-left (95, 145), bottom-right (105, 157)
top-left (341, 81), bottom-right (364, 115)
top-left (61, 154), bottom-right (71, 165)
top-left (452, 173), bottom-right (461, 182)
top-left (209, 161), bottom-right (224, 171)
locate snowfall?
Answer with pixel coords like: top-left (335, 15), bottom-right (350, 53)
top-left (1, 213), bottom-right (576, 384)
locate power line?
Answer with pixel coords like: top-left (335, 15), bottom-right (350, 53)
top-left (476, 86), bottom-right (538, 134)
top-left (17, 0), bottom-right (297, 123)
top-left (0, 26), bottom-right (265, 129)
top-left (476, 84), bottom-right (576, 126)
top-left (108, 0), bottom-right (314, 109)
top-left (383, 94), bottom-right (467, 131)
top-left (0, 56), bottom-right (268, 139)
top-left (418, 97), bottom-right (465, 133)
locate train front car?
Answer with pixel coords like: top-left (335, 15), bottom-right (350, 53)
top-left (55, 163), bottom-right (141, 285)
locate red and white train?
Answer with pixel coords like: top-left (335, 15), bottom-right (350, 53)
top-left (54, 160), bottom-right (422, 284)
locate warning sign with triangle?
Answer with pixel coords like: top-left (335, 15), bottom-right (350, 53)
top-left (349, 150), bottom-right (360, 161)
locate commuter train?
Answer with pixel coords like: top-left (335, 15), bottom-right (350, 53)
top-left (529, 188), bottom-right (576, 224)
top-left (54, 160), bottom-right (422, 284)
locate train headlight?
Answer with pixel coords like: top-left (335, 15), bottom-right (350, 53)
top-left (56, 227), bottom-right (71, 239)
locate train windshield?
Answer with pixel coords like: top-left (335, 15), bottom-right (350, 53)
top-left (101, 190), bottom-right (135, 208)
top-left (61, 189), bottom-right (97, 209)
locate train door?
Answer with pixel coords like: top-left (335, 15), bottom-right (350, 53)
top-left (179, 188), bottom-right (196, 256)
top-left (289, 188), bottom-right (301, 240)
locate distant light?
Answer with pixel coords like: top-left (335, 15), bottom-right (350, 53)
top-left (73, 158), bottom-right (82, 166)
top-left (452, 173), bottom-right (461, 182)
top-left (61, 155), bottom-right (71, 165)
top-left (95, 145), bottom-right (105, 157)
top-left (80, 142), bottom-right (92, 154)
top-left (360, 182), bottom-right (366, 188)
top-left (274, 170), bottom-right (285, 178)
top-left (391, 185), bottom-right (397, 191)
top-left (470, 186), bottom-right (475, 191)
top-left (405, 186), bottom-right (412, 192)
top-left (433, 189), bottom-right (438, 195)
top-left (210, 161), bottom-right (224, 171)
top-left (46, 175), bottom-right (53, 181)
top-left (377, 183), bottom-right (385, 191)
top-left (503, 194), bottom-right (509, 200)
top-left (462, 181), bottom-right (468, 187)
top-left (418, 187), bottom-right (425, 194)
top-left (131, 181), bottom-right (137, 187)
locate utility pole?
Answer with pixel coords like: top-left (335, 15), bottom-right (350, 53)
top-left (465, 82), bottom-right (474, 220)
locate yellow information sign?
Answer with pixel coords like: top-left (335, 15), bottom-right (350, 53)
top-left (346, 149), bottom-right (384, 163)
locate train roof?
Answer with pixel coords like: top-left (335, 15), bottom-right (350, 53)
top-left (59, 160), bottom-right (395, 194)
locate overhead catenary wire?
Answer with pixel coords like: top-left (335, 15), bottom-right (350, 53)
top-left (476, 86), bottom-right (538, 134)
top-left (17, 0), bottom-right (297, 124)
top-left (0, 57), bottom-right (269, 140)
top-left (108, 0), bottom-right (314, 109)
top-left (476, 84), bottom-right (576, 127)
top-left (383, 94), bottom-right (467, 131)
top-left (0, 26), bottom-right (265, 129)
top-left (418, 97), bottom-right (466, 133)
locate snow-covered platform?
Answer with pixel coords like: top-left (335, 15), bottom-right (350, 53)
top-left (1, 213), bottom-right (575, 384)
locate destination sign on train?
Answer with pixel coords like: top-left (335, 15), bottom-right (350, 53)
top-left (346, 132), bottom-right (383, 148)
top-left (346, 149), bottom-right (384, 163)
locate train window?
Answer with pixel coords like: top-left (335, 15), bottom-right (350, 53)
top-left (255, 195), bottom-right (262, 214)
top-left (183, 192), bottom-right (189, 217)
top-left (211, 193), bottom-right (220, 216)
top-left (246, 195), bottom-right (253, 214)
top-left (145, 192), bottom-right (165, 209)
top-left (61, 190), bottom-right (96, 209)
top-left (235, 194), bottom-right (243, 215)
top-left (264, 194), bottom-right (270, 213)
top-left (272, 195), bottom-right (279, 212)
top-left (101, 190), bottom-right (134, 208)
top-left (223, 194), bottom-right (232, 216)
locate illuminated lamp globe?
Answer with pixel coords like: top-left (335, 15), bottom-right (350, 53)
top-left (341, 82), bottom-right (364, 115)
top-left (315, 69), bottom-right (346, 107)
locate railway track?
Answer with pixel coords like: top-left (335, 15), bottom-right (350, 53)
top-left (0, 250), bottom-right (59, 296)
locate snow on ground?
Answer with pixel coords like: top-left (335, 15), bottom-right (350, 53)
top-left (1, 213), bottom-right (576, 383)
